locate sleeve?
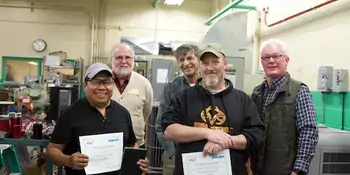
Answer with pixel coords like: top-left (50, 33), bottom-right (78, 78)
top-left (161, 91), bottom-right (185, 133)
top-left (50, 109), bottom-right (72, 144)
top-left (126, 110), bottom-right (137, 147)
top-left (241, 94), bottom-right (265, 151)
top-left (155, 83), bottom-right (176, 158)
top-left (143, 80), bottom-right (154, 122)
top-left (293, 85), bottom-right (318, 173)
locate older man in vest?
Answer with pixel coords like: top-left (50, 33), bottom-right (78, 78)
top-left (251, 39), bottom-right (318, 175)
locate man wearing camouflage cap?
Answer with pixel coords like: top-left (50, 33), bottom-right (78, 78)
top-left (161, 44), bottom-right (265, 175)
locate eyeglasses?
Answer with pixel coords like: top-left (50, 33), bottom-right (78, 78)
top-left (87, 79), bottom-right (114, 87)
top-left (113, 56), bottom-right (133, 62)
top-left (261, 54), bottom-right (285, 61)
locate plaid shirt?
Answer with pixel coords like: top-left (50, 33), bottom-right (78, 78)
top-left (262, 75), bottom-right (318, 173)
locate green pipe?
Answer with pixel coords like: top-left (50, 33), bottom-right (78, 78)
top-left (205, 0), bottom-right (257, 25)
top-left (152, 0), bottom-right (161, 8)
top-left (234, 4), bottom-right (256, 10)
top-left (205, 0), bottom-right (244, 25)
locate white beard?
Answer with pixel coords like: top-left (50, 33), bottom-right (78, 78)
top-left (115, 68), bottom-right (132, 77)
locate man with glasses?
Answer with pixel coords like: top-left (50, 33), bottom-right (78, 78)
top-left (47, 63), bottom-right (149, 175)
top-left (250, 39), bottom-right (318, 175)
top-left (110, 43), bottom-right (153, 148)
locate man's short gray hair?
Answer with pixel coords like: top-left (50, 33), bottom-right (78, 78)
top-left (260, 39), bottom-right (288, 55)
top-left (110, 43), bottom-right (135, 58)
top-left (174, 44), bottom-right (199, 59)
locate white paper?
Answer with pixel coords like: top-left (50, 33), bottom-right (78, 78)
top-left (182, 149), bottom-right (232, 175)
top-left (157, 69), bottom-right (168, 83)
top-left (79, 132), bottom-right (124, 175)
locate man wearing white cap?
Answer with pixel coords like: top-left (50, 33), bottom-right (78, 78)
top-left (47, 63), bottom-right (149, 175)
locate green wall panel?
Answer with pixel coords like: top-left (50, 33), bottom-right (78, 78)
top-left (311, 91), bottom-right (349, 131)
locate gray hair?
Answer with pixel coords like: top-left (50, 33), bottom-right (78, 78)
top-left (174, 44), bottom-right (199, 59)
top-left (110, 43), bottom-right (135, 58)
top-left (260, 39), bottom-right (288, 55)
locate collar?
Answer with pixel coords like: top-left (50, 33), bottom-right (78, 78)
top-left (196, 77), bottom-right (233, 96)
top-left (113, 72), bottom-right (131, 83)
top-left (181, 75), bottom-right (201, 85)
top-left (264, 73), bottom-right (287, 90)
top-left (83, 98), bottom-right (113, 110)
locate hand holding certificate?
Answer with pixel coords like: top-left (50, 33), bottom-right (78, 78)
top-left (182, 149), bottom-right (232, 175)
top-left (79, 132), bottom-right (124, 175)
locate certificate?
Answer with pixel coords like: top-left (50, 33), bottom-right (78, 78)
top-left (182, 149), bottom-right (232, 175)
top-left (79, 132), bottom-right (124, 175)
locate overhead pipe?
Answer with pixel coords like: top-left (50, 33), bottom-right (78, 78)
top-left (152, 0), bottom-right (161, 8)
top-left (0, 4), bottom-right (95, 65)
top-left (234, 4), bottom-right (256, 11)
top-left (205, 0), bottom-right (244, 25)
top-left (263, 0), bottom-right (337, 27)
top-left (205, 0), bottom-right (257, 25)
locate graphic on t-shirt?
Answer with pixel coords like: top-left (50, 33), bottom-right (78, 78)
top-left (194, 105), bottom-right (229, 133)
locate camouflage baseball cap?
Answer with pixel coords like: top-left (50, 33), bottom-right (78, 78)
top-left (199, 44), bottom-right (226, 60)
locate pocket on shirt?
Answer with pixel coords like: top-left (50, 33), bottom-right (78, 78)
top-left (124, 93), bottom-right (144, 111)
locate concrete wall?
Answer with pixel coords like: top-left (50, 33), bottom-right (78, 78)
top-left (243, 0), bottom-right (350, 91)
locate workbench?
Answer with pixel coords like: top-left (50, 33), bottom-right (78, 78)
top-left (0, 138), bottom-right (62, 175)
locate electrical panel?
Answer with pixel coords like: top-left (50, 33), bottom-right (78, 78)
top-left (317, 66), bottom-right (333, 92)
top-left (332, 69), bottom-right (349, 92)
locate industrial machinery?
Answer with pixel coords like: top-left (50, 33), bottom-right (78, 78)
top-left (134, 55), bottom-right (177, 102)
top-left (308, 126), bottom-right (350, 174)
top-left (0, 80), bottom-right (49, 119)
top-left (13, 84), bottom-right (50, 117)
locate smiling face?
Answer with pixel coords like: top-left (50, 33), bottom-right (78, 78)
top-left (84, 71), bottom-right (114, 107)
top-left (177, 50), bottom-right (199, 78)
top-left (200, 52), bottom-right (227, 89)
top-left (261, 42), bottom-right (289, 79)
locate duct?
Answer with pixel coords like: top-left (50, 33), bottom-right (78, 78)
top-left (260, 0), bottom-right (350, 38)
top-left (0, 4), bottom-right (95, 65)
top-left (121, 37), bottom-right (158, 55)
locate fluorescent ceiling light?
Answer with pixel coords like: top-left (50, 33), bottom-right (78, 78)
top-left (28, 61), bottom-right (38, 66)
top-left (164, 0), bottom-right (184, 5)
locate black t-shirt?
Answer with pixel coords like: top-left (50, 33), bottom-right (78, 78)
top-left (162, 79), bottom-right (265, 175)
top-left (50, 99), bottom-right (137, 175)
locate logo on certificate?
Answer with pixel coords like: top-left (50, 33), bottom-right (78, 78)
top-left (211, 155), bottom-right (224, 159)
top-left (85, 140), bottom-right (94, 145)
top-left (108, 138), bottom-right (119, 142)
top-left (188, 158), bottom-right (196, 162)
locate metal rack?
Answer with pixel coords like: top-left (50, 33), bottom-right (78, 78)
top-left (43, 57), bottom-right (84, 99)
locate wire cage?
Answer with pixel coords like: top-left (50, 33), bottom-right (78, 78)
top-left (146, 106), bottom-right (164, 173)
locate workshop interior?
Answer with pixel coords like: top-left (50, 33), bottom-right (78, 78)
top-left (0, 0), bottom-right (350, 174)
